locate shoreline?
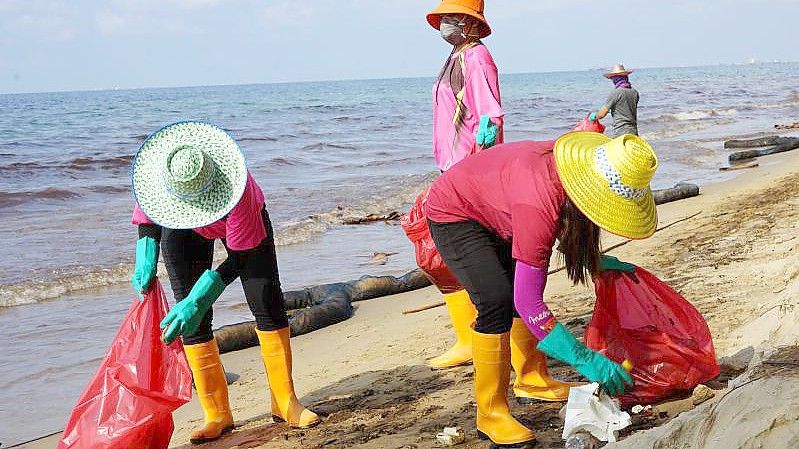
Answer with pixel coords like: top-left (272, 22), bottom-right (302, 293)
top-left (15, 138), bottom-right (799, 448)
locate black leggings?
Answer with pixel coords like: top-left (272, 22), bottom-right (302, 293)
top-left (429, 219), bottom-right (517, 334)
top-left (160, 208), bottom-right (289, 345)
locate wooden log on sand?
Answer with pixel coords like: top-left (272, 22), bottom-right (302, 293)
top-left (729, 138), bottom-right (799, 162)
top-left (720, 162), bottom-right (759, 172)
top-left (724, 136), bottom-right (786, 149)
top-left (653, 183), bottom-right (700, 205)
top-left (214, 269), bottom-right (430, 354)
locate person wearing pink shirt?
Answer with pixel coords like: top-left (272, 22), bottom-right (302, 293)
top-left (129, 122), bottom-right (319, 444)
top-left (425, 132), bottom-right (658, 446)
top-left (428, 0), bottom-right (504, 172)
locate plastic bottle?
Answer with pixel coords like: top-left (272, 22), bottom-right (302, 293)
top-left (565, 432), bottom-right (597, 449)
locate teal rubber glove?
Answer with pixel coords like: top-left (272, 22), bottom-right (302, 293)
top-left (131, 236), bottom-right (159, 301)
top-left (600, 255), bottom-right (636, 273)
top-left (537, 323), bottom-right (633, 396)
top-left (475, 115), bottom-right (498, 149)
top-left (160, 270), bottom-right (225, 344)
top-left (589, 112), bottom-right (598, 122)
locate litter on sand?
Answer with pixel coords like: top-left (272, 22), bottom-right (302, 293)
top-left (561, 383), bottom-right (632, 443)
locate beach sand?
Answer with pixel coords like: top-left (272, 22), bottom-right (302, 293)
top-left (20, 142), bottom-right (799, 449)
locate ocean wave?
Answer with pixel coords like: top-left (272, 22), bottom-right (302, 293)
top-left (0, 188), bottom-right (82, 208)
top-left (301, 142), bottom-right (359, 151)
top-left (273, 171), bottom-right (438, 246)
top-left (641, 118), bottom-right (736, 141)
top-left (238, 136), bottom-right (278, 142)
top-left (66, 155), bottom-right (133, 170)
top-left (0, 155), bottom-right (133, 174)
top-left (0, 263), bottom-right (133, 307)
top-left (659, 108), bottom-right (739, 121)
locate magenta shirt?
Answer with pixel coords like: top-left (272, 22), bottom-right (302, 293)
top-left (425, 141), bottom-right (565, 268)
top-left (132, 172), bottom-right (267, 251)
top-left (433, 44), bottom-right (504, 171)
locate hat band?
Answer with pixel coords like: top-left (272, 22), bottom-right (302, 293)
top-left (164, 159), bottom-right (216, 201)
top-left (595, 147), bottom-right (648, 200)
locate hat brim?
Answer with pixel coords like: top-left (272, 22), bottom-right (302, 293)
top-left (603, 70), bottom-right (633, 78)
top-left (427, 6), bottom-right (491, 38)
top-left (553, 131), bottom-right (657, 239)
top-left (132, 121), bottom-right (247, 229)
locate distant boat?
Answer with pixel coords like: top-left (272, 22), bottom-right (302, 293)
top-left (747, 57), bottom-right (756, 64)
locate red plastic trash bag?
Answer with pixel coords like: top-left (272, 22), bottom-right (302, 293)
top-left (572, 115), bottom-right (606, 134)
top-left (401, 187), bottom-right (462, 293)
top-left (585, 267), bottom-right (720, 406)
top-left (58, 280), bottom-right (193, 449)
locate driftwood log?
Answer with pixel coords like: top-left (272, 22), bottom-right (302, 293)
top-left (729, 138), bottom-right (799, 162)
top-left (215, 269), bottom-right (430, 354)
top-left (342, 211), bottom-right (403, 225)
top-left (724, 136), bottom-right (790, 149)
top-left (720, 162), bottom-right (759, 172)
top-left (653, 183), bottom-right (700, 205)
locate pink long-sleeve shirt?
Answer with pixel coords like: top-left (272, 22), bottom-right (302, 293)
top-left (433, 44), bottom-right (504, 171)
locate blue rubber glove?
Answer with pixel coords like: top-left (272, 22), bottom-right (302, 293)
top-left (537, 323), bottom-right (633, 396)
top-left (131, 236), bottom-right (159, 301)
top-left (600, 255), bottom-right (636, 273)
top-left (475, 115), bottom-right (499, 149)
top-left (160, 270), bottom-right (225, 344)
top-left (588, 112), bottom-right (598, 122)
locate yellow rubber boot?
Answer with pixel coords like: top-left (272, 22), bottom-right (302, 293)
top-left (472, 330), bottom-right (536, 447)
top-left (256, 328), bottom-right (320, 428)
top-left (510, 318), bottom-right (577, 404)
top-left (183, 339), bottom-right (235, 444)
top-left (429, 290), bottom-right (477, 369)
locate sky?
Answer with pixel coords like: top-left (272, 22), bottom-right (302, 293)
top-left (0, 0), bottom-right (797, 94)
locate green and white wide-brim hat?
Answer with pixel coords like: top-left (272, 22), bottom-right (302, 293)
top-left (132, 121), bottom-right (247, 229)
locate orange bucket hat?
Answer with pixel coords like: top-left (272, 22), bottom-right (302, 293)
top-left (427, 0), bottom-right (491, 38)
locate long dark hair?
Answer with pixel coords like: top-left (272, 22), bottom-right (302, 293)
top-left (557, 198), bottom-right (601, 285)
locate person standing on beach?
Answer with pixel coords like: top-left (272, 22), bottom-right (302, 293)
top-left (590, 64), bottom-right (640, 137)
top-left (130, 122), bottom-right (319, 444)
top-left (424, 0), bottom-right (500, 369)
top-left (422, 0), bottom-right (574, 407)
top-left (425, 132), bottom-right (654, 446)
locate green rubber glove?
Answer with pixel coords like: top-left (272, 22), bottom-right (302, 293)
top-left (600, 255), bottom-right (636, 273)
top-left (131, 236), bottom-right (159, 301)
top-left (537, 323), bottom-right (633, 396)
top-left (475, 115), bottom-right (498, 149)
top-left (160, 270), bottom-right (225, 344)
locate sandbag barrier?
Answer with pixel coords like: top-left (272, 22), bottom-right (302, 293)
top-left (215, 269), bottom-right (430, 354)
top-left (725, 136), bottom-right (799, 162)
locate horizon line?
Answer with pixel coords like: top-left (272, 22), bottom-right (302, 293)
top-left (2, 60), bottom-right (795, 97)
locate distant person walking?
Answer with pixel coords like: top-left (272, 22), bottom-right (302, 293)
top-left (590, 64), bottom-right (640, 137)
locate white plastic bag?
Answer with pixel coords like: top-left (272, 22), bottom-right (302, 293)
top-left (561, 383), bottom-right (631, 443)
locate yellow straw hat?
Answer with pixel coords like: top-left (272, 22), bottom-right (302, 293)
top-left (427, 0), bottom-right (491, 38)
top-left (553, 132), bottom-right (658, 239)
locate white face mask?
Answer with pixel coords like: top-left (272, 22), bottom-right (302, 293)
top-left (440, 23), bottom-right (466, 45)
top-left (440, 16), bottom-right (468, 45)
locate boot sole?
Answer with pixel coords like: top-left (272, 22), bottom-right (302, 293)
top-left (515, 396), bottom-right (568, 405)
top-left (189, 425), bottom-right (234, 444)
top-left (272, 414), bottom-right (321, 429)
top-left (476, 430), bottom-right (536, 448)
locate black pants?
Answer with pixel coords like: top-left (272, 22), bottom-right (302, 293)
top-left (429, 219), bottom-right (517, 334)
top-left (161, 208), bottom-right (289, 345)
